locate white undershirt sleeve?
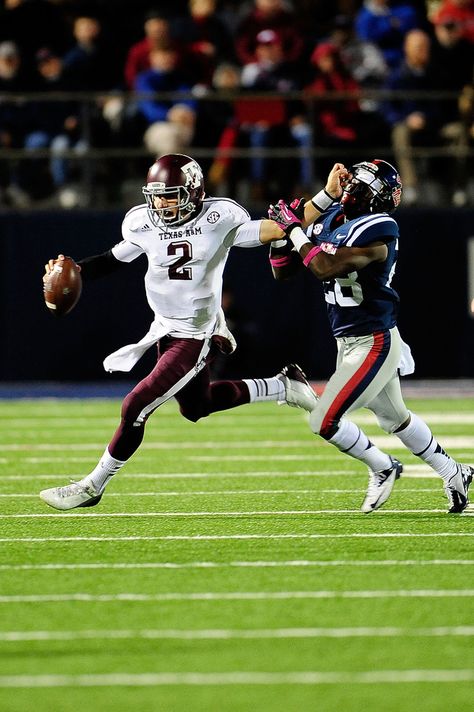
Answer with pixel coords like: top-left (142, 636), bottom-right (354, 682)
top-left (111, 240), bottom-right (144, 263)
top-left (231, 219), bottom-right (263, 248)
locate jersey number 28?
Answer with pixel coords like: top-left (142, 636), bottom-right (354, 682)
top-left (324, 271), bottom-right (363, 306)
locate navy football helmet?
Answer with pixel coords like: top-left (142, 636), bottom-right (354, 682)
top-left (341, 159), bottom-right (402, 220)
top-left (142, 153), bottom-right (205, 226)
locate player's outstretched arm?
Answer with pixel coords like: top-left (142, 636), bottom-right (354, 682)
top-left (301, 163), bottom-right (350, 226)
top-left (44, 251), bottom-right (129, 283)
top-left (77, 250), bottom-right (129, 280)
top-left (257, 218), bottom-right (286, 244)
top-left (268, 200), bottom-right (387, 280)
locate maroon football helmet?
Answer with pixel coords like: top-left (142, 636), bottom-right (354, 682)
top-left (142, 153), bottom-right (205, 226)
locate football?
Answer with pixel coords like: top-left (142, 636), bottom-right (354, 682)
top-left (43, 256), bottom-right (82, 316)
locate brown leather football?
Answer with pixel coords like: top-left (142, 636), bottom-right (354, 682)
top-left (43, 256), bottom-right (82, 316)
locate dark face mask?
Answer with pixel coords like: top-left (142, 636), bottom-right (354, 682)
top-left (340, 180), bottom-right (375, 219)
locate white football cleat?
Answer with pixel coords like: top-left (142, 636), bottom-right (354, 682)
top-left (40, 481), bottom-right (102, 511)
top-left (445, 464), bottom-right (473, 514)
top-left (276, 363), bottom-right (318, 412)
top-left (361, 457), bottom-right (403, 513)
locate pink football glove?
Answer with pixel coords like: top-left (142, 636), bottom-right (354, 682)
top-left (289, 197), bottom-right (305, 219)
top-left (267, 199), bottom-right (302, 235)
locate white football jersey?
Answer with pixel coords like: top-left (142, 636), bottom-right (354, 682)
top-left (111, 197), bottom-right (262, 336)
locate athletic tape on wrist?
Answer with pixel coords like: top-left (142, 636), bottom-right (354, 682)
top-left (272, 239), bottom-right (288, 249)
top-left (288, 226), bottom-right (310, 252)
top-left (302, 245), bottom-right (323, 267)
top-left (311, 189), bottom-right (334, 212)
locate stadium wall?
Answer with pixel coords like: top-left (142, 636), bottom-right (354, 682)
top-left (1, 209), bottom-right (473, 382)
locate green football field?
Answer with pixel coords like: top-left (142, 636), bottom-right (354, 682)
top-left (0, 396), bottom-right (473, 712)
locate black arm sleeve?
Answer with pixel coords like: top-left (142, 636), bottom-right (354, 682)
top-left (77, 250), bottom-right (128, 281)
top-left (269, 238), bottom-right (302, 281)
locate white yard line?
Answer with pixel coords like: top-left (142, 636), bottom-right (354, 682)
top-left (0, 464), bottom-right (468, 481)
top-left (0, 559), bottom-right (472, 572)
top-left (1, 532), bottom-right (472, 543)
top-left (0, 471), bottom-right (355, 480)
top-left (22, 457), bottom-right (102, 464)
top-left (0, 488), bottom-right (441, 497)
top-left (0, 670), bottom-right (473, 687)
top-left (1, 626), bottom-right (474, 642)
top-left (4, 412), bottom-right (474, 427)
top-left (0, 590), bottom-right (473, 603)
top-left (193, 455), bottom-right (345, 461)
top-left (0, 468), bottom-right (460, 481)
top-left (322, 488), bottom-right (435, 492)
top-left (0, 489), bottom-right (349, 498)
top-left (1, 437), bottom-right (473, 450)
top-left (0, 509), bottom-right (454, 519)
top-left (2, 508), bottom-right (467, 519)
top-left (22, 455), bottom-right (343, 463)
top-left (353, 413), bottom-right (474, 425)
top-left (0, 441), bottom-right (319, 451)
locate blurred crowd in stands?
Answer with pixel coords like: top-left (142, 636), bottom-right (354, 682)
top-left (0, 0), bottom-right (473, 209)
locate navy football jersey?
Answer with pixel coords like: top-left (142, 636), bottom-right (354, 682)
top-left (307, 205), bottom-right (400, 337)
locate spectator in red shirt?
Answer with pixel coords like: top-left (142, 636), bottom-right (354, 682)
top-left (235, 0), bottom-right (304, 66)
top-left (124, 9), bottom-right (174, 90)
top-left (305, 42), bottom-right (361, 145)
top-left (239, 29), bottom-right (311, 197)
top-left (173, 0), bottom-right (236, 86)
top-left (432, 0), bottom-right (474, 43)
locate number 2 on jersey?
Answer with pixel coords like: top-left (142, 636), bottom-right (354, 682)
top-left (168, 241), bottom-right (193, 280)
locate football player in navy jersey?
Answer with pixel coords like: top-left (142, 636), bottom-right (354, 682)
top-left (39, 153), bottom-right (318, 511)
top-left (268, 159), bottom-right (473, 513)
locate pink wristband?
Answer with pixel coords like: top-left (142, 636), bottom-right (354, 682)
top-left (270, 255), bottom-right (292, 267)
top-left (303, 245), bottom-right (322, 267)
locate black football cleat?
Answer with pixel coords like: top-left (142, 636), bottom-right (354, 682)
top-left (446, 464), bottom-right (473, 513)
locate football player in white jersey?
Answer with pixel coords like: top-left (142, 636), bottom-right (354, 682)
top-left (268, 159), bottom-right (473, 514)
top-left (40, 153), bottom-right (318, 510)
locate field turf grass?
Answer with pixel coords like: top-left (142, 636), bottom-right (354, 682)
top-left (0, 396), bottom-right (473, 711)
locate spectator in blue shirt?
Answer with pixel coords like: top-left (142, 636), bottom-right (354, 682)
top-left (134, 43), bottom-right (197, 156)
top-left (355, 0), bottom-right (420, 69)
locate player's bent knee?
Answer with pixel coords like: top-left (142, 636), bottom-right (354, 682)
top-left (374, 412), bottom-right (409, 434)
top-left (121, 390), bottom-right (150, 424)
top-left (308, 409), bottom-right (320, 434)
top-left (179, 403), bottom-right (211, 423)
top-left (309, 409), bottom-right (337, 439)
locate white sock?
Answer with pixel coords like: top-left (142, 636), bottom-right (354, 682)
top-left (329, 419), bottom-right (392, 472)
top-left (243, 377), bottom-right (285, 402)
top-left (81, 448), bottom-right (126, 494)
top-left (395, 412), bottom-right (457, 480)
